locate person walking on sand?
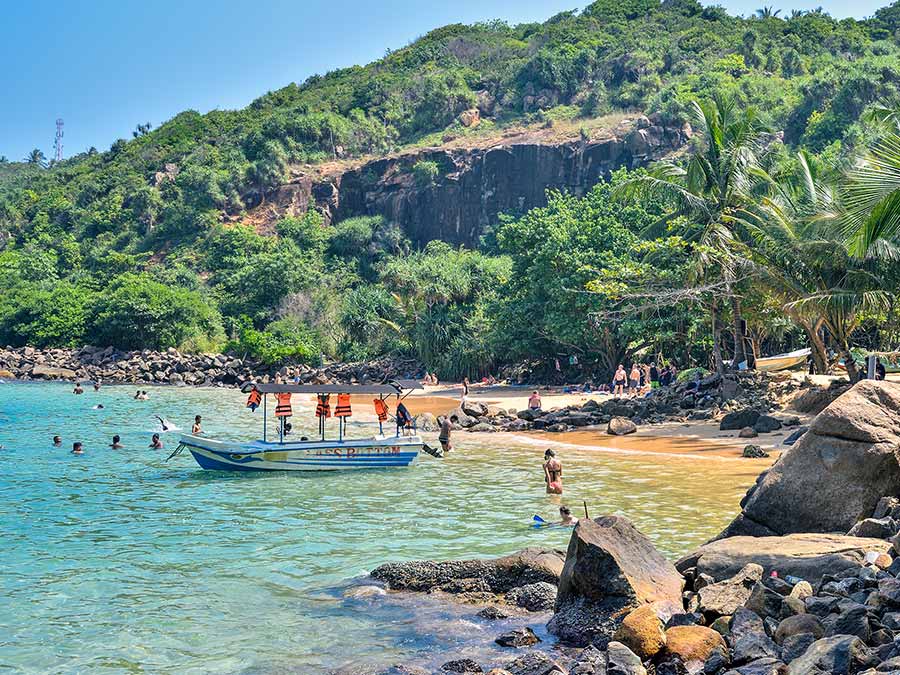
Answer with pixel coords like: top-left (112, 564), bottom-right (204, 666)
top-left (192, 415), bottom-right (202, 435)
top-left (543, 449), bottom-right (563, 495)
top-left (439, 416), bottom-right (452, 454)
top-left (528, 390), bottom-right (542, 411)
top-left (109, 435), bottom-right (123, 449)
top-left (613, 364), bottom-right (627, 396)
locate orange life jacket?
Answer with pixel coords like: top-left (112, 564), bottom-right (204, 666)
top-left (274, 392), bottom-right (292, 417)
top-left (373, 398), bottom-right (388, 422)
top-left (315, 394), bottom-right (331, 418)
top-left (334, 393), bottom-right (352, 418)
top-left (246, 389), bottom-right (262, 408)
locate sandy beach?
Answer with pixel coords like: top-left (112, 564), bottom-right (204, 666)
top-left (399, 383), bottom-right (800, 462)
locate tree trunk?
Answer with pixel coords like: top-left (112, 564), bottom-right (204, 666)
top-left (805, 321), bottom-right (829, 374)
top-left (711, 300), bottom-right (724, 375)
top-left (730, 291), bottom-right (749, 369)
top-left (841, 343), bottom-right (859, 382)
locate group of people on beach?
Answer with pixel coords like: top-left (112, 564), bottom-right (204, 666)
top-left (611, 362), bottom-right (678, 397)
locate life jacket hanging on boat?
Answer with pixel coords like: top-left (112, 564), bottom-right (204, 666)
top-left (316, 394), bottom-right (331, 418)
top-left (335, 393), bottom-right (352, 418)
top-left (275, 392), bottom-right (292, 417)
top-left (246, 388), bottom-right (262, 411)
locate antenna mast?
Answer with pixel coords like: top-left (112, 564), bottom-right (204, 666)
top-left (54, 118), bottom-right (64, 162)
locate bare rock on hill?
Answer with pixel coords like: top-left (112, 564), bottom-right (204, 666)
top-left (548, 515), bottom-right (683, 646)
top-left (720, 381), bottom-right (900, 537)
top-left (676, 533), bottom-right (891, 585)
top-left (371, 548), bottom-right (564, 601)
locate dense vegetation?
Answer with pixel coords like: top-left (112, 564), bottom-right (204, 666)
top-left (5, 1), bottom-right (900, 380)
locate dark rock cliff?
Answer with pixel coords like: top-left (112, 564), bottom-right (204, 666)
top-left (257, 115), bottom-right (691, 247)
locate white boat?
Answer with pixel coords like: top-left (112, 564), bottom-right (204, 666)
top-left (174, 381), bottom-right (434, 472)
top-left (756, 347), bottom-right (811, 372)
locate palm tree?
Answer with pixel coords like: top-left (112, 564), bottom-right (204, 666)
top-left (755, 6), bottom-right (781, 18)
top-left (842, 109), bottom-right (900, 258)
top-left (741, 152), bottom-right (890, 381)
top-left (24, 148), bottom-right (46, 167)
top-left (616, 94), bottom-right (768, 372)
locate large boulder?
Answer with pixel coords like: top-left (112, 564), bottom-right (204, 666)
top-left (785, 635), bottom-right (875, 674)
top-left (607, 417), bottom-right (637, 436)
top-left (31, 364), bottom-right (77, 379)
top-left (547, 515), bottom-right (683, 646)
top-left (677, 534), bottom-right (891, 585)
top-left (371, 547), bottom-right (564, 597)
top-left (720, 409), bottom-right (761, 431)
top-left (697, 563), bottom-right (764, 618)
top-left (720, 381), bottom-right (900, 537)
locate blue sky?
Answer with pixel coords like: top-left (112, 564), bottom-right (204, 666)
top-left (0, 0), bottom-right (889, 160)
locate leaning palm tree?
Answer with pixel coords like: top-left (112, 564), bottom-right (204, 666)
top-left (755, 6), bottom-right (781, 18)
top-left (741, 152), bottom-right (890, 380)
top-left (615, 94), bottom-right (768, 371)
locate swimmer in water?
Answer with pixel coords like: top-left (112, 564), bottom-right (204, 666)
top-left (543, 449), bottom-right (563, 495)
top-left (191, 415), bottom-right (202, 435)
top-left (154, 415), bottom-right (171, 432)
top-left (73, 383), bottom-right (84, 395)
top-left (558, 505), bottom-right (579, 527)
top-left (93, 404), bottom-right (105, 410)
top-left (53, 435), bottom-right (62, 447)
top-left (149, 434), bottom-right (164, 449)
top-left (134, 390), bottom-right (142, 400)
top-left (72, 442), bottom-right (84, 455)
top-left (93, 380), bottom-right (101, 391)
top-left (109, 435), bottom-right (123, 449)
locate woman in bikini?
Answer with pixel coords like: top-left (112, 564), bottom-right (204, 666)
top-left (543, 449), bottom-right (563, 495)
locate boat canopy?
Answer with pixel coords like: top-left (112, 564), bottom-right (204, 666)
top-left (248, 381), bottom-right (423, 395)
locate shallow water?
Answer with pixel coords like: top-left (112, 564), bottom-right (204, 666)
top-left (0, 383), bottom-right (759, 674)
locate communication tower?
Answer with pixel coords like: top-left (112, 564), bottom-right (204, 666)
top-left (54, 118), bottom-right (64, 162)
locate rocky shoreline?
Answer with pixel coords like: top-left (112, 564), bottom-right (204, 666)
top-left (0, 345), bottom-right (420, 387)
top-left (437, 371), bottom-right (841, 443)
top-left (365, 381), bottom-right (900, 675)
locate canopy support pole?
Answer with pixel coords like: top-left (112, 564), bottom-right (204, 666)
top-left (263, 394), bottom-right (267, 442)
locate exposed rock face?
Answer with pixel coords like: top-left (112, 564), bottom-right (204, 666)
top-left (256, 121), bottom-right (690, 247)
top-left (721, 381), bottom-right (900, 537)
top-left (677, 533), bottom-right (891, 585)
top-left (371, 547), bottom-right (564, 605)
top-left (548, 515), bottom-right (683, 646)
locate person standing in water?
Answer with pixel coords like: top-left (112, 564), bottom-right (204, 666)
top-left (438, 416), bottom-right (452, 454)
top-left (543, 449), bottom-right (563, 494)
top-left (109, 435), bottom-right (123, 449)
top-left (149, 434), bottom-right (164, 449)
top-left (192, 415), bottom-right (202, 435)
top-left (73, 383), bottom-right (84, 395)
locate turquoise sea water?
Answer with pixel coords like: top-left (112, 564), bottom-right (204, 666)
top-left (0, 383), bottom-right (756, 674)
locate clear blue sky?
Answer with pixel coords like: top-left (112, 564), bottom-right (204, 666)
top-left (0, 0), bottom-right (888, 160)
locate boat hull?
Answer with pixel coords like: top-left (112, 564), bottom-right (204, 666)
top-left (179, 434), bottom-right (421, 472)
top-left (756, 348), bottom-right (811, 372)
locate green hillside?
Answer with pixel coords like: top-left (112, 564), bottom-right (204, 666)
top-left (4, 0), bottom-right (900, 379)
